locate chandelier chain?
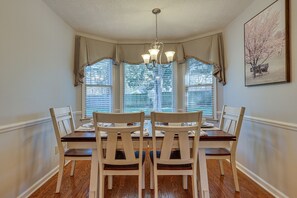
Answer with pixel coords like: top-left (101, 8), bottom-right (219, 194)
top-left (155, 13), bottom-right (158, 42)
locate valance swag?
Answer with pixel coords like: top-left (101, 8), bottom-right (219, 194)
top-left (74, 33), bottom-right (225, 86)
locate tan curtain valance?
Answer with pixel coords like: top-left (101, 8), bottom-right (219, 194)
top-left (182, 33), bottom-right (226, 85)
top-left (116, 44), bottom-right (149, 64)
top-left (74, 33), bottom-right (225, 86)
top-left (74, 36), bottom-right (117, 86)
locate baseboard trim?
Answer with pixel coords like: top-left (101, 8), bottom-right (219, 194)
top-left (0, 111), bottom-right (82, 134)
top-left (17, 161), bottom-right (71, 198)
top-left (17, 165), bottom-right (59, 198)
top-left (236, 161), bottom-right (289, 198)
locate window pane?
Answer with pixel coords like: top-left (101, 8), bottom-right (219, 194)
top-left (186, 58), bottom-right (214, 118)
top-left (85, 87), bottom-right (112, 117)
top-left (85, 59), bottom-right (112, 85)
top-left (123, 63), bottom-right (174, 115)
top-left (187, 58), bottom-right (213, 86)
top-left (186, 86), bottom-right (213, 117)
top-left (161, 66), bottom-right (174, 112)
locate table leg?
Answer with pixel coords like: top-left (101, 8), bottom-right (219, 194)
top-left (198, 148), bottom-right (210, 198)
top-left (89, 149), bottom-right (98, 198)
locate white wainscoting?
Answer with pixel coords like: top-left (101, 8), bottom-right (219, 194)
top-left (237, 115), bottom-right (295, 198)
top-left (0, 111), bottom-right (81, 198)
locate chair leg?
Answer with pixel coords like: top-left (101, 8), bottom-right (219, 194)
top-left (108, 176), bottom-right (112, 189)
top-left (55, 157), bottom-right (65, 193)
top-left (219, 160), bottom-right (224, 176)
top-left (70, 160), bottom-right (76, 176)
top-left (154, 167), bottom-right (158, 198)
top-left (192, 173), bottom-right (198, 198)
top-left (183, 175), bottom-right (188, 189)
top-left (139, 168), bottom-right (143, 198)
top-left (99, 174), bottom-right (105, 198)
top-left (142, 163), bottom-right (145, 189)
top-left (150, 162), bottom-right (154, 189)
top-left (196, 162), bottom-right (201, 195)
top-left (230, 157), bottom-right (240, 192)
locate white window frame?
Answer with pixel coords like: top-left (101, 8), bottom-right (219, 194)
top-left (184, 60), bottom-right (218, 120)
top-left (81, 60), bottom-right (114, 118)
top-left (119, 62), bottom-right (177, 117)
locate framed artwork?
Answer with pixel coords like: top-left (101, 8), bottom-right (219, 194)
top-left (244, 0), bottom-right (290, 86)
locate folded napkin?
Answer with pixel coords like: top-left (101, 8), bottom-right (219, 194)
top-left (187, 130), bottom-right (208, 136)
top-left (76, 126), bottom-right (95, 131)
top-left (132, 128), bottom-right (149, 136)
top-left (200, 130), bottom-right (208, 136)
top-left (202, 122), bottom-right (214, 128)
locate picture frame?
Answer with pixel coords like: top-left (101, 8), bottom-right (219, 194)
top-left (244, 0), bottom-right (290, 86)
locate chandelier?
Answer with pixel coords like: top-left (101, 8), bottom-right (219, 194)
top-left (141, 8), bottom-right (175, 69)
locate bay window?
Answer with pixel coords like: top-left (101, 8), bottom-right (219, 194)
top-left (82, 58), bottom-right (216, 119)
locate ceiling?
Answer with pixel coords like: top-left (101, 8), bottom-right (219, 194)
top-left (43, 0), bottom-right (254, 42)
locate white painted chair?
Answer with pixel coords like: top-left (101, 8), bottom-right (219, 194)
top-left (150, 111), bottom-right (202, 198)
top-left (93, 112), bottom-right (145, 198)
top-left (205, 105), bottom-right (245, 192)
top-left (49, 106), bottom-right (92, 193)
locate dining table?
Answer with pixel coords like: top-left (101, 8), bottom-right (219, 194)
top-left (61, 122), bottom-right (236, 198)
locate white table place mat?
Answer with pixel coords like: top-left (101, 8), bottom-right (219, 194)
top-left (76, 126), bottom-right (95, 131)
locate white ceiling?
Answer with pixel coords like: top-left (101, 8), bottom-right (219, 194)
top-left (43, 0), bottom-right (254, 42)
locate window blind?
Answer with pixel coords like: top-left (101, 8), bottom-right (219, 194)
top-left (123, 63), bottom-right (175, 115)
top-left (186, 58), bottom-right (214, 118)
top-left (84, 59), bottom-right (113, 117)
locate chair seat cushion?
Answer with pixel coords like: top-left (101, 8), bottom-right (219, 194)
top-left (150, 150), bottom-right (192, 170)
top-left (64, 149), bottom-right (92, 157)
top-left (205, 148), bottom-right (231, 156)
top-left (104, 151), bottom-right (146, 170)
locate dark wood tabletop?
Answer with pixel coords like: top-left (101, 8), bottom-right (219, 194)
top-left (61, 130), bottom-right (236, 142)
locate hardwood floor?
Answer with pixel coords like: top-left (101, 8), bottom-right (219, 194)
top-left (30, 158), bottom-right (273, 198)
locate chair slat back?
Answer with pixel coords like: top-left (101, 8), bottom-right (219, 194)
top-left (219, 105), bottom-right (245, 153)
top-left (93, 112), bottom-right (145, 166)
top-left (151, 111), bottom-right (202, 165)
top-left (50, 106), bottom-right (75, 154)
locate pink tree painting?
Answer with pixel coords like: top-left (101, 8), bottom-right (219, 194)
top-left (244, 0), bottom-right (289, 86)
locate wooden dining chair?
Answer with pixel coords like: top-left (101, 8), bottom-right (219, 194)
top-left (150, 111), bottom-right (202, 198)
top-left (49, 106), bottom-right (92, 193)
top-left (93, 112), bottom-right (145, 198)
top-left (205, 105), bottom-right (245, 192)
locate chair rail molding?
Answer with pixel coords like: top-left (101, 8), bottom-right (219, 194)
top-left (0, 111), bottom-right (82, 134)
top-left (244, 115), bottom-right (297, 132)
top-left (216, 111), bottom-right (297, 132)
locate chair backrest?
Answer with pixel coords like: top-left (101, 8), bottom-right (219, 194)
top-left (151, 111), bottom-right (202, 166)
top-left (219, 105), bottom-right (245, 153)
top-left (93, 112), bottom-right (145, 166)
top-left (49, 106), bottom-right (75, 154)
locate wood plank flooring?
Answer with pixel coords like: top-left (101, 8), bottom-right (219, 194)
top-left (30, 158), bottom-right (273, 198)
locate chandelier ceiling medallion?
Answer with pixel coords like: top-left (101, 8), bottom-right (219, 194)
top-left (142, 8), bottom-right (175, 69)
